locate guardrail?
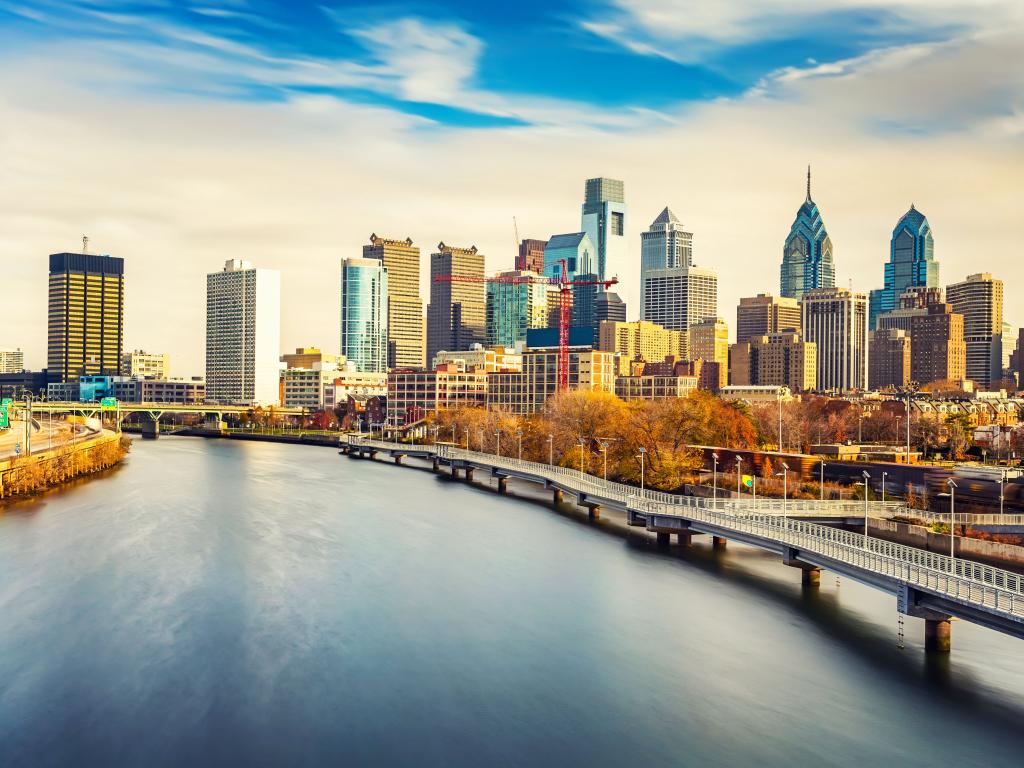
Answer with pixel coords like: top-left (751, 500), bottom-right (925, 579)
top-left (894, 509), bottom-right (1024, 527)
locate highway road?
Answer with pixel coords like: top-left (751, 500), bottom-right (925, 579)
top-left (0, 418), bottom-right (80, 458)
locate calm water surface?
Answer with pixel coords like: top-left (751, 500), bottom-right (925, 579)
top-left (2, 438), bottom-right (1024, 767)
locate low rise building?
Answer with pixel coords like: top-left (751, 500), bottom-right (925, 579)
top-left (597, 320), bottom-right (688, 375)
top-left (432, 344), bottom-right (523, 373)
top-left (121, 350), bottom-right (170, 379)
top-left (324, 370), bottom-right (388, 410)
top-left (387, 364), bottom-right (488, 427)
top-left (0, 347), bottom-right (25, 374)
top-left (719, 385), bottom-right (793, 404)
top-left (281, 347), bottom-right (343, 370)
top-left (486, 349), bottom-right (616, 414)
top-left (115, 378), bottom-right (206, 404)
top-left (615, 374), bottom-right (698, 401)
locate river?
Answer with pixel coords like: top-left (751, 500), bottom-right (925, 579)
top-left (2, 437), bottom-right (1024, 767)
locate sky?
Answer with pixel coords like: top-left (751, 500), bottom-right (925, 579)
top-left (1, 0), bottom-right (1022, 375)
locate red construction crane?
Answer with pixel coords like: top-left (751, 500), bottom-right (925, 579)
top-left (434, 259), bottom-right (618, 392)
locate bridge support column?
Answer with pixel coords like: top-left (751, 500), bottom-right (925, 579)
top-left (656, 532), bottom-right (671, 548)
top-left (552, 489), bottom-right (563, 507)
top-left (140, 415), bottom-right (160, 440)
top-left (451, 465), bottom-right (459, 478)
top-left (712, 536), bottom-right (727, 550)
top-left (464, 468), bottom-right (474, 483)
top-left (584, 504), bottom-right (601, 520)
top-left (801, 569), bottom-right (821, 587)
top-left (676, 531), bottom-right (692, 547)
top-left (497, 476), bottom-right (508, 494)
top-left (432, 457), bottom-right (439, 473)
top-left (394, 455), bottom-right (403, 465)
top-left (925, 619), bottom-right (952, 653)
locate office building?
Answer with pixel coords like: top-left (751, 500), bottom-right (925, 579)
top-left (780, 168), bottom-right (835, 300)
top-left (639, 207), bottom-right (701, 322)
top-left (486, 349), bottom-right (615, 414)
top-left (341, 257), bottom-right (389, 374)
top-left (485, 270), bottom-right (555, 348)
top-left (946, 273), bottom-right (1004, 390)
top-left (387, 365), bottom-right (488, 428)
top-left (0, 348), bottom-right (25, 374)
top-left (427, 243), bottom-right (486, 364)
top-left (1012, 328), bottom-right (1024, 384)
top-left (281, 347), bottom-right (342, 370)
top-left (543, 232), bottom-right (595, 282)
top-left (800, 287), bottom-right (867, 392)
top-left (121, 350), bottom-right (169, 380)
top-left (868, 205), bottom-right (939, 330)
top-left (690, 317), bottom-right (729, 389)
top-left (642, 265), bottom-right (717, 335)
top-left (323, 370), bottom-right (387, 411)
top-left (581, 177), bottom-right (626, 281)
top-left (433, 345), bottom-right (522, 373)
top-left (515, 239), bottom-right (547, 273)
top-left (363, 234), bottom-right (424, 369)
top-left (910, 302), bottom-right (966, 387)
top-left (735, 294), bottom-right (801, 343)
top-left (114, 378), bottom-right (206, 405)
top-left (282, 364), bottom-right (339, 409)
top-left (0, 370), bottom-right (49, 399)
top-left (729, 332), bottom-right (817, 392)
top-left (615, 374), bottom-right (698, 401)
top-left (876, 286), bottom-right (944, 333)
top-left (205, 259), bottom-right (281, 405)
top-left (47, 250), bottom-right (124, 382)
top-left (593, 290), bottom-right (626, 333)
top-left (868, 329), bottom-right (912, 390)
top-left (598, 320), bottom-right (688, 373)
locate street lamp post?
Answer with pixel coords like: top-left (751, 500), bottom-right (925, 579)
top-left (463, 427), bottom-right (469, 449)
top-left (777, 390), bottom-right (783, 451)
top-left (495, 430), bottom-right (502, 457)
top-left (947, 478), bottom-right (958, 563)
top-left (478, 429), bottom-right (484, 451)
top-left (819, 460), bottom-right (826, 501)
top-left (881, 471), bottom-right (887, 503)
top-left (451, 424), bottom-right (457, 443)
top-left (598, 440), bottom-right (610, 482)
top-left (578, 439), bottom-right (587, 474)
top-left (862, 470), bottom-right (871, 549)
top-left (735, 456), bottom-right (743, 498)
top-left (638, 447), bottom-right (646, 499)
top-left (999, 469), bottom-right (1006, 516)
top-left (547, 434), bottom-right (554, 466)
top-left (712, 453), bottom-right (719, 507)
top-left (776, 463), bottom-right (789, 523)
top-left (516, 429), bottom-right (523, 461)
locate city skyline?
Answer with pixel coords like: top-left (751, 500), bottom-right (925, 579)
top-left (2, 1), bottom-right (1023, 374)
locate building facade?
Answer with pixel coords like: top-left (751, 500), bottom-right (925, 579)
top-left (868, 205), bottom-right (939, 330)
top-left (735, 294), bottom-right (801, 343)
top-left (543, 232), bottom-right (595, 282)
top-left (485, 271), bottom-right (554, 348)
top-left (581, 177), bottom-right (626, 281)
top-left (0, 348), bottom-right (25, 374)
top-left (615, 374), bottom-right (697, 401)
top-left (363, 234), bottom-right (424, 369)
top-left (729, 332), bottom-right (817, 392)
top-left (868, 329), bottom-right (912, 390)
top-left (593, 290), bottom-right (627, 335)
top-left (642, 265), bottom-right (717, 335)
top-left (639, 207), bottom-right (698, 321)
top-left (281, 347), bottom-right (342, 370)
top-left (427, 243), bottom-right (486, 364)
top-left (910, 302), bottom-right (966, 387)
top-left (47, 251), bottom-right (124, 382)
top-left (121, 350), bottom-right (169, 380)
top-left (341, 257), bottom-right (389, 374)
top-left (515, 238), bottom-right (547, 273)
top-left (282, 365), bottom-right (338, 409)
top-left (690, 317), bottom-right (729, 389)
top-left (946, 273), bottom-right (1004, 390)
top-left (597, 320), bottom-right (688, 373)
top-left (432, 345), bottom-right (522, 373)
top-left (486, 349), bottom-right (615, 414)
top-left (780, 169), bottom-right (835, 300)
top-left (205, 259), bottom-right (281, 405)
top-left (387, 365), bottom-right (488, 427)
top-left (800, 287), bottom-right (867, 392)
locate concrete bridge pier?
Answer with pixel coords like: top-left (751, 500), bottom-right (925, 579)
top-left (712, 536), bottom-right (727, 550)
top-left (782, 546), bottom-right (820, 587)
top-left (551, 489), bottom-right (564, 507)
top-left (394, 455), bottom-right (403, 465)
top-left (656, 532), bottom-right (671, 548)
top-left (432, 457), bottom-right (440, 473)
top-left (463, 467), bottom-right (474, 483)
top-left (676, 531), bottom-right (692, 547)
top-left (925, 619), bottom-right (952, 652)
top-left (140, 415), bottom-right (161, 440)
top-left (801, 569), bottom-right (821, 587)
top-left (496, 476), bottom-right (508, 494)
top-left (582, 503), bottom-right (601, 520)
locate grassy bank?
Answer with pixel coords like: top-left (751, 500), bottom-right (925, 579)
top-left (0, 433), bottom-right (131, 500)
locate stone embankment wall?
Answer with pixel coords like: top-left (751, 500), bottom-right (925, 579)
top-left (869, 517), bottom-right (1024, 572)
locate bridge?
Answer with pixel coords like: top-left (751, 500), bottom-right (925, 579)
top-left (27, 402), bottom-right (308, 438)
top-left (341, 436), bottom-right (1024, 652)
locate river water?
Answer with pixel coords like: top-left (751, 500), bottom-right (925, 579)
top-left (2, 438), bottom-right (1024, 767)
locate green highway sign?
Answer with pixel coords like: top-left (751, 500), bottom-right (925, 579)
top-left (100, 397), bottom-right (118, 410)
top-left (0, 405), bottom-right (8, 430)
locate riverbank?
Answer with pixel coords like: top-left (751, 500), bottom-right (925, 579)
top-left (0, 432), bottom-right (130, 500)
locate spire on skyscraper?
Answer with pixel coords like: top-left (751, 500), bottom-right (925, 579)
top-left (806, 165), bottom-right (811, 203)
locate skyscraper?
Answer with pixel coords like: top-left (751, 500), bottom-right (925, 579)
top-left (363, 234), bottom-right (424, 369)
top-left (946, 273), bottom-right (1004, 389)
top-left (909, 302), bottom-right (965, 386)
top-left (690, 317), bottom-right (730, 389)
top-left (581, 177), bottom-right (626, 281)
top-left (485, 270), bottom-right (554, 348)
top-left (780, 168), bottom-right (835, 300)
top-left (206, 259), bottom-right (281, 405)
top-left (868, 205), bottom-right (939, 330)
top-left (341, 257), bottom-right (389, 374)
top-left (515, 239), bottom-right (547, 273)
top-left (427, 243), bottom-right (486, 363)
top-left (868, 329), bottom-right (911, 390)
top-left (593, 290), bottom-right (626, 336)
top-left (47, 250), bottom-right (124, 382)
top-left (543, 232), bottom-right (595, 282)
top-left (800, 287), bottom-right (867, 392)
top-left (0, 348), bottom-right (25, 374)
top-left (640, 207), bottom-right (716, 334)
top-left (735, 294), bottom-right (802, 343)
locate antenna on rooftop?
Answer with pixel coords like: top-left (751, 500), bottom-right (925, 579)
top-left (82, 235), bottom-right (89, 254)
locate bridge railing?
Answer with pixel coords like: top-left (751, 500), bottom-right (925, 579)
top-left (630, 496), bottom-right (1024, 616)
top-left (894, 509), bottom-right (1024, 527)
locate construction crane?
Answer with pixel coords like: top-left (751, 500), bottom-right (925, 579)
top-left (434, 259), bottom-right (617, 392)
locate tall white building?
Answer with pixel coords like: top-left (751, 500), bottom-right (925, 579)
top-left (640, 208), bottom-right (716, 333)
top-left (340, 257), bottom-right (389, 374)
top-left (122, 350), bottom-right (170, 379)
top-left (947, 273), bottom-right (1004, 389)
top-left (581, 177), bottom-right (626, 282)
top-left (800, 287), bottom-right (868, 392)
top-left (0, 347), bottom-right (25, 374)
top-left (206, 259), bottom-right (281, 405)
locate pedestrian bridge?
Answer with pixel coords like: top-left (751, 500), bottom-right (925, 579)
top-left (342, 436), bottom-right (1024, 651)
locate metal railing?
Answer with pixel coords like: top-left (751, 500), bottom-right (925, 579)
top-left (346, 435), bottom-right (1024, 623)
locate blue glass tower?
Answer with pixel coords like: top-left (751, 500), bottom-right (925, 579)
top-left (868, 205), bottom-right (938, 329)
top-left (780, 167), bottom-right (834, 300)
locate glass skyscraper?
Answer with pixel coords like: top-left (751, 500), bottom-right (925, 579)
top-left (868, 205), bottom-right (938, 330)
top-left (486, 271), bottom-right (553, 348)
top-left (780, 168), bottom-right (834, 300)
top-left (581, 177), bottom-right (626, 281)
top-left (341, 257), bottom-right (388, 374)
